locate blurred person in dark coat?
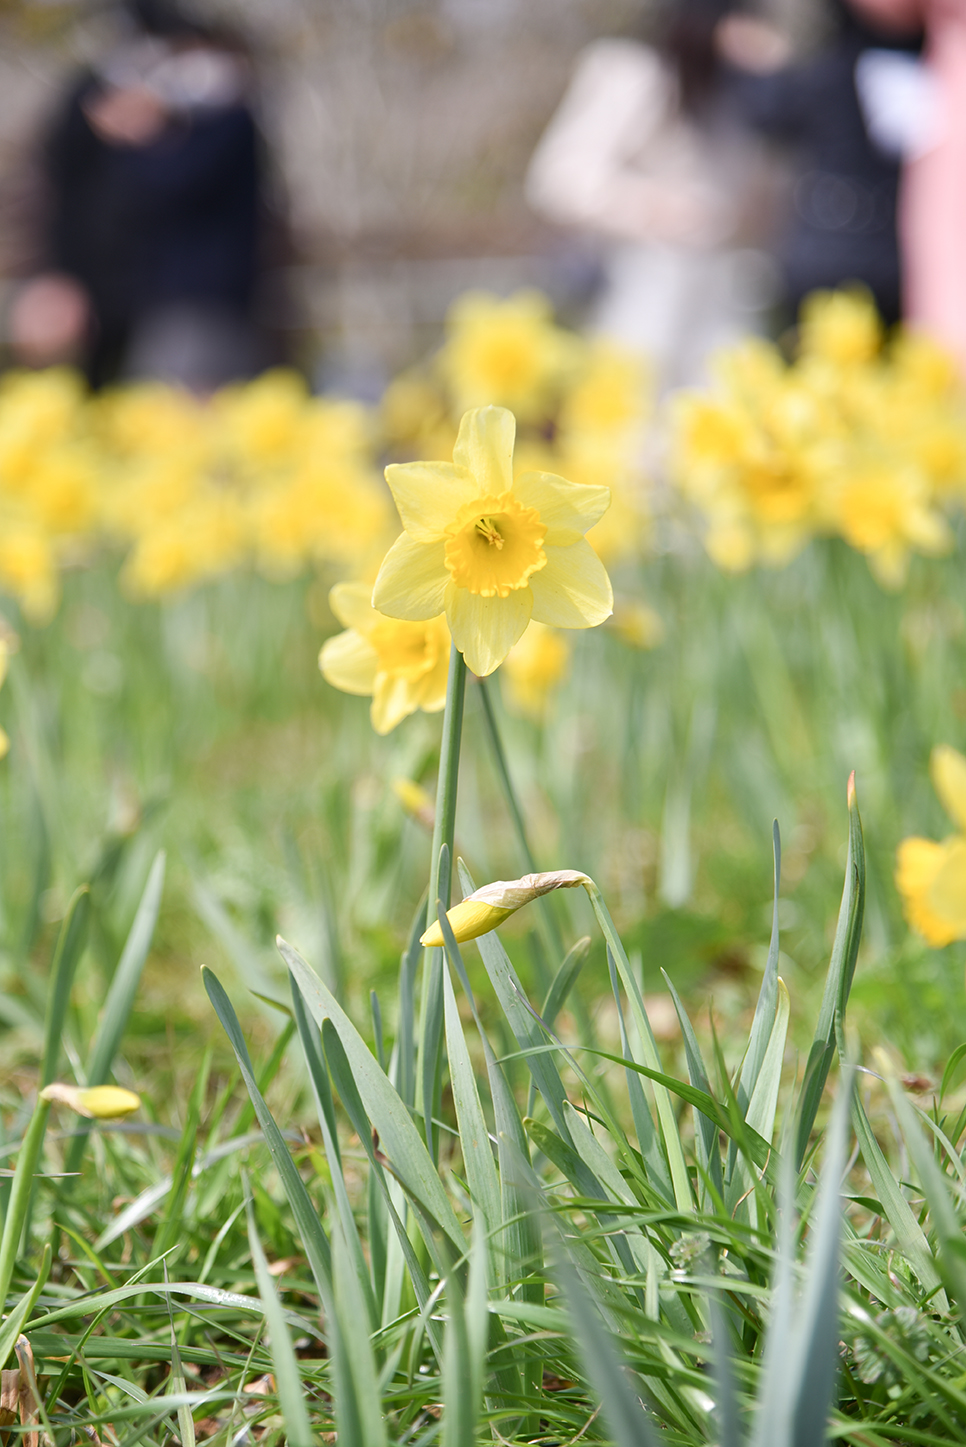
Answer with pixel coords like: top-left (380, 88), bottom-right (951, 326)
top-left (718, 0), bottom-right (924, 325)
top-left (10, 0), bottom-right (274, 390)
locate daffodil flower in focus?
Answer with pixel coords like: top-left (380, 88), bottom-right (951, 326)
top-left (40, 1082), bottom-right (141, 1118)
top-left (319, 581), bottom-right (450, 735)
top-left (421, 869), bottom-right (591, 946)
top-left (373, 406), bottom-right (613, 677)
top-left (896, 745), bottom-right (966, 946)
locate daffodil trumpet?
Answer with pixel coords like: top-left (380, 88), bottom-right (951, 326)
top-left (421, 869), bottom-right (592, 947)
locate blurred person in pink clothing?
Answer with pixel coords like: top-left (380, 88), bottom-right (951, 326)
top-left (850, 0), bottom-right (966, 371)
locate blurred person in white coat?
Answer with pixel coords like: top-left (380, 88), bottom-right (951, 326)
top-left (526, 0), bottom-right (781, 390)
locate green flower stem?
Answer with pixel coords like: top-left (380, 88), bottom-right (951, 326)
top-left (477, 677), bottom-right (565, 965)
top-left (419, 644), bottom-right (467, 1162)
top-left (0, 1096), bottom-right (52, 1309)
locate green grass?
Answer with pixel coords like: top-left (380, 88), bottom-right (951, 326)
top-left (2, 533), bottom-right (966, 1442)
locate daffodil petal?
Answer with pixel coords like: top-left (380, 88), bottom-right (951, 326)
top-left (927, 837), bottom-right (966, 933)
top-left (513, 470), bottom-right (611, 544)
top-left (445, 580), bottom-right (531, 676)
top-left (0, 726), bottom-right (7, 761)
top-left (529, 539), bottom-right (613, 628)
top-left (319, 631), bottom-right (379, 695)
top-left (384, 461), bottom-right (477, 543)
top-left (371, 673), bottom-right (418, 734)
top-left (452, 406), bottom-right (515, 494)
top-left (931, 746), bottom-right (966, 832)
top-left (373, 534), bottom-right (448, 620)
top-left (329, 580), bottom-right (378, 633)
top-left (421, 898), bottom-right (513, 946)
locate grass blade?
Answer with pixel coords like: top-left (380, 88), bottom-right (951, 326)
top-left (797, 779), bottom-right (864, 1167)
top-left (65, 851), bottom-right (165, 1175)
top-left (202, 965), bottom-right (333, 1307)
top-left (245, 1189), bottom-right (314, 1447)
top-left (278, 934), bottom-right (465, 1253)
top-left (41, 886), bottom-right (90, 1088)
top-left (0, 1243), bottom-right (50, 1369)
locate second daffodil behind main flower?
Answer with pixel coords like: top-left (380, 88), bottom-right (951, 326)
top-left (372, 406), bottom-right (613, 677)
top-left (319, 581), bottom-right (450, 734)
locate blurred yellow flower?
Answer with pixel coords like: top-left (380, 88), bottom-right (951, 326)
top-left (374, 406), bottom-right (612, 677)
top-left (607, 600), bottom-right (665, 650)
top-left (502, 621), bottom-right (569, 719)
top-left (40, 1082), bottom-right (141, 1118)
top-left (392, 777), bottom-right (435, 828)
top-left (799, 287), bottom-right (882, 366)
top-left (421, 869), bottom-right (591, 946)
top-left (439, 290), bottom-right (578, 421)
top-left (319, 582), bottom-right (451, 734)
top-left (896, 745), bottom-right (966, 946)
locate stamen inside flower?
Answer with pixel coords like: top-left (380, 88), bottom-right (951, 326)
top-left (445, 492), bottom-right (547, 598)
top-left (476, 517), bottom-right (504, 549)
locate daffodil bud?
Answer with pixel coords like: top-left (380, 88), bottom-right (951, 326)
top-left (421, 869), bottom-right (591, 947)
top-left (40, 1083), bottom-right (141, 1119)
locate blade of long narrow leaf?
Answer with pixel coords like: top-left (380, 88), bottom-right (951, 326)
top-left (86, 851), bottom-right (165, 1087)
top-left (202, 966), bottom-right (333, 1307)
top-left (584, 883), bottom-right (693, 1210)
top-left (744, 979), bottom-right (790, 1143)
top-left (290, 980), bottom-right (373, 1321)
top-left (0, 1244), bottom-right (50, 1368)
top-left (441, 959), bottom-right (501, 1237)
top-left (789, 1070), bottom-right (852, 1447)
top-left (330, 1216), bottom-right (388, 1447)
top-left (748, 1141), bottom-right (797, 1447)
top-left (456, 861), bottom-right (573, 1143)
top-left (729, 978), bottom-right (790, 1223)
top-left (30, 1278), bottom-right (318, 1335)
top-left (41, 886), bottom-right (90, 1087)
top-left (710, 1297), bottom-right (742, 1447)
top-left (65, 853), bottom-right (165, 1173)
top-left (851, 1088), bottom-right (943, 1302)
top-left (662, 970), bottom-right (723, 1201)
top-left (395, 900), bottom-right (425, 1107)
top-left (606, 948), bottom-right (674, 1205)
top-left (278, 935), bottom-right (465, 1253)
top-left (737, 821), bottom-right (782, 1108)
top-left (797, 780), bottom-right (864, 1167)
top-left (162, 1262), bottom-right (195, 1447)
top-left (318, 1020), bottom-right (443, 1362)
top-left (557, 1251), bottom-right (660, 1447)
top-left (541, 936), bottom-right (590, 1029)
top-left (878, 1055), bottom-right (966, 1305)
top-left (245, 1193), bottom-right (313, 1447)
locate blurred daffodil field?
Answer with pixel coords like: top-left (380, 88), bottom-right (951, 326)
top-left (7, 287), bottom-right (966, 1443)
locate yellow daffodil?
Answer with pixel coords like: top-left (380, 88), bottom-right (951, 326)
top-left (373, 406), bottom-right (613, 677)
top-left (607, 600), bottom-right (665, 650)
top-left (799, 287), bottom-right (882, 366)
top-left (421, 869), bottom-right (591, 946)
top-left (320, 581), bottom-right (451, 734)
top-left (896, 745), bottom-right (966, 946)
top-left (502, 621), bottom-right (570, 720)
top-left (439, 290), bottom-right (578, 422)
top-left (40, 1082), bottom-right (141, 1118)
